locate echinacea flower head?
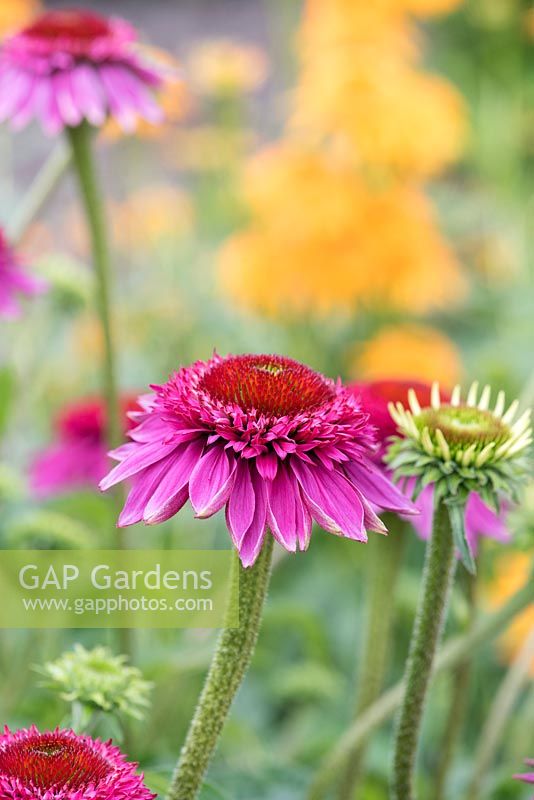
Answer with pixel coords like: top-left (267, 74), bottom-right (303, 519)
top-left (37, 644), bottom-right (153, 721)
top-left (0, 228), bottom-right (45, 318)
top-left (30, 395), bottom-right (139, 498)
top-left (0, 9), bottom-right (165, 134)
top-left (0, 726), bottom-right (154, 799)
top-left (514, 759), bottom-right (534, 784)
top-left (352, 380), bottom-right (511, 551)
top-left (100, 353), bottom-right (416, 567)
top-left (387, 382), bottom-right (531, 569)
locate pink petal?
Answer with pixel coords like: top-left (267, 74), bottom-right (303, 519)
top-left (189, 445), bottom-right (236, 518)
top-left (118, 456), bottom-right (178, 527)
top-left (99, 439), bottom-right (180, 491)
top-left (143, 439), bottom-right (204, 524)
top-left (345, 458), bottom-right (418, 515)
top-left (292, 460), bottom-right (367, 541)
top-left (267, 462), bottom-right (299, 552)
top-left (99, 63), bottom-right (138, 131)
top-left (227, 459), bottom-right (256, 548)
top-left (53, 70), bottom-right (83, 127)
top-left (69, 63), bottom-right (107, 126)
top-left (239, 466), bottom-right (268, 568)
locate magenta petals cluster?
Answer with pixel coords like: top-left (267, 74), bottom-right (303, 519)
top-left (0, 9), bottom-right (164, 134)
top-left (0, 229), bottom-right (45, 319)
top-left (100, 353), bottom-right (416, 567)
top-left (0, 726), bottom-right (155, 799)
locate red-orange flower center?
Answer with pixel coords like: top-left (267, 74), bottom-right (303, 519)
top-left (24, 10), bottom-right (110, 41)
top-left (200, 354), bottom-right (335, 416)
top-left (0, 732), bottom-right (112, 790)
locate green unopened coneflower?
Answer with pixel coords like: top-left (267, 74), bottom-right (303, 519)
top-left (387, 381), bottom-right (531, 800)
top-left (36, 645), bottom-right (153, 729)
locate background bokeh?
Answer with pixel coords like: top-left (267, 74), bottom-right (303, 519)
top-left (0, 0), bottom-right (533, 798)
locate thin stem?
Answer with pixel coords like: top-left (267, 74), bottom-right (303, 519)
top-left (7, 143), bottom-right (72, 244)
top-left (391, 501), bottom-right (456, 800)
top-left (66, 123), bottom-right (120, 450)
top-left (337, 516), bottom-right (407, 800)
top-left (434, 573), bottom-right (477, 800)
top-left (66, 123), bottom-right (128, 655)
top-left (166, 537), bottom-right (274, 800)
top-left (307, 573), bottom-right (534, 800)
top-left (467, 626), bottom-right (534, 800)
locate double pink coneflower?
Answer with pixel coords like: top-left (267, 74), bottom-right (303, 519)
top-left (0, 9), bottom-right (164, 134)
top-left (100, 353), bottom-right (417, 566)
top-left (0, 726), bottom-right (154, 800)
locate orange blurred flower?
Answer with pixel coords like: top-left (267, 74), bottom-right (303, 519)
top-left (219, 145), bottom-right (466, 317)
top-left (293, 54), bottom-right (466, 178)
top-left (352, 324), bottom-right (463, 385)
top-left (0, 0), bottom-right (41, 37)
top-left (187, 38), bottom-right (269, 95)
top-left (488, 552), bottom-right (534, 675)
top-left (295, 0), bottom-right (467, 178)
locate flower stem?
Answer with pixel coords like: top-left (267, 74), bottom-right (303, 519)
top-left (7, 143), bottom-right (72, 244)
top-left (67, 123), bottom-right (129, 657)
top-left (307, 572), bottom-right (534, 800)
top-left (166, 537), bottom-right (274, 800)
top-left (337, 516), bottom-right (407, 800)
top-left (66, 123), bottom-right (120, 451)
top-left (391, 500), bottom-right (456, 800)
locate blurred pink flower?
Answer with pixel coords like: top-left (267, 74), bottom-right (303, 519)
top-left (100, 353), bottom-right (416, 567)
top-left (350, 379), bottom-right (509, 552)
top-left (0, 228), bottom-right (45, 319)
top-left (31, 395), bottom-right (139, 498)
top-left (0, 9), bottom-right (164, 134)
top-left (0, 726), bottom-right (154, 799)
top-left (514, 758), bottom-right (534, 785)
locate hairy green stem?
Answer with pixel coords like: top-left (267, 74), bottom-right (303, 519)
top-left (467, 626), bottom-right (534, 800)
top-left (167, 538), bottom-right (274, 800)
top-left (7, 143), bottom-right (72, 243)
top-left (337, 517), bottom-right (407, 800)
top-left (307, 573), bottom-right (534, 800)
top-left (67, 123), bottom-right (120, 451)
top-left (391, 501), bottom-right (456, 800)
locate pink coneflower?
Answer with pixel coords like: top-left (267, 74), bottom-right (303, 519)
top-left (100, 354), bottom-right (416, 567)
top-left (31, 395), bottom-right (139, 498)
top-left (0, 228), bottom-right (45, 318)
top-left (514, 759), bottom-right (534, 784)
top-left (350, 379), bottom-right (509, 552)
top-left (0, 9), bottom-right (164, 134)
top-left (0, 726), bottom-right (154, 799)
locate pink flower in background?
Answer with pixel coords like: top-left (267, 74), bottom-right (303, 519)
top-left (0, 726), bottom-right (155, 799)
top-left (0, 9), bottom-right (165, 134)
top-left (514, 759), bottom-right (534, 785)
top-left (30, 395), bottom-right (139, 498)
top-left (100, 353), bottom-right (416, 567)
top-left (350, 379), bottom-right (509, 551)
top-left (0, 228), bottom-right (45, 319)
